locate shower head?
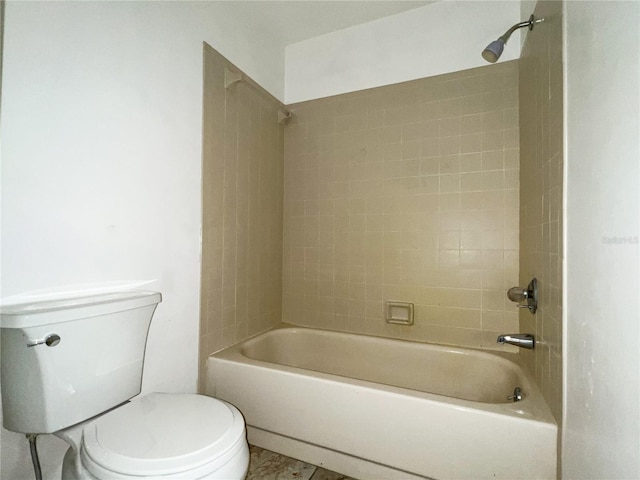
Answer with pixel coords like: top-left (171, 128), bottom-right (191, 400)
top-left (482, 39), bottom-right (506, 63)
top-left (482, 14), bottom-right (542, 63)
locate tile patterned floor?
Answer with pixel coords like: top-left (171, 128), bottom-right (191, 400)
top-left (247, 445), bottom-right (357, 480)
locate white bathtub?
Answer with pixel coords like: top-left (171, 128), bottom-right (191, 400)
top-left (206, 326), bottom-right (557, 480)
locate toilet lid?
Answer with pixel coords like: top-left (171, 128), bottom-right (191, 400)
top-left (81, 393), bottom-right (245, 477)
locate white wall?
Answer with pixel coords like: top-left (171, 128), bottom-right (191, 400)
top-left (0, 1), bottom-right (533, 478)
top-left (285, 0), bottom-right (521, 104)
top-left (0, 2), bottom-right (285, 479)
top-left (563, 1), bottom-right (640, 478)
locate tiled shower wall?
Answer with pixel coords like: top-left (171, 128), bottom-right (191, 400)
top-left (283, 62), bottom-right (520, 349)
top-left (200, 44), bottom-right (284, 391)
top-left (519, 0), bottom-right (563, 423)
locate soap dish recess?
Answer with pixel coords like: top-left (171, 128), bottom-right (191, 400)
top-left (386, 301), bottom-right (414, 325)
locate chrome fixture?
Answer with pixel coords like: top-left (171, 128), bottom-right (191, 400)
top-left (497, 333), bottom-right (535, 349)
top-left (27, 333), bottom-right (61, 348)
top-left (482, 14), bottom-right (544, 63)
top-left (507, 387), bottom-right (524, 402)
top-left (507, 277), bottom-right (538, 314)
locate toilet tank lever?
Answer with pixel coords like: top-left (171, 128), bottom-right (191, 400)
top-left (27, 334), bottom-right (61, 348)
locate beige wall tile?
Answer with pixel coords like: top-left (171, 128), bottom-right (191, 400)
top-left (199, 44), bottom-right (284, 391)
top-left (283, 61), bottom-right (519, 349)
top-left (518, 0), bottom-right (564, 425)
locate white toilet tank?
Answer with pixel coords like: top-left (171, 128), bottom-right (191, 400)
top-left (0, 291), bottom-right (161, 434)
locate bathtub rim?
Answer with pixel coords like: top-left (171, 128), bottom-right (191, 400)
top-left (208, 324), bottom-right (557, 427)
top-left (238, 322), bottom-right (524, 362)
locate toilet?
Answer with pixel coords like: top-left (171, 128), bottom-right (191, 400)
top-left (0, 291), bottom-right (249, 479)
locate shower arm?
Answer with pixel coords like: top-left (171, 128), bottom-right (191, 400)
top-left (500, 15), bottom-right (538, 43)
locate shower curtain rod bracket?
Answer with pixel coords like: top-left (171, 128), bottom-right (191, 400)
top-left (278, 110), bottom-right (292, 124)
top-left (223, 67), bottom-right (293, 123)
top-left (224, 68), bottom-right (242, 89)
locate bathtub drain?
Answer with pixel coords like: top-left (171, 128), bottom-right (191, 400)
top-left (507, 387), bottom-right (524, 402)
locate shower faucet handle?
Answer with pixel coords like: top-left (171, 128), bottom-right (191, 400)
top-left (507, 287), bottom-right (528, 303)
top-left (506, 278), bottom-right (538, 314)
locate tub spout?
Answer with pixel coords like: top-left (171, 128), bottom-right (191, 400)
top-left (497, 333), bottom-right (535, 349)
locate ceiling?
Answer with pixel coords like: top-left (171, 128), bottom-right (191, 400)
top-left (217, 1), bottom-right (436, 46)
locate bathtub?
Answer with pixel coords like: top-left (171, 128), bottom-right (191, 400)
top-left (206, 326), bottom-right (556, 480)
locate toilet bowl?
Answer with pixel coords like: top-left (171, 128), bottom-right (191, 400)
top-left (0, 291), bottom-right (250, 480)
top-left (58, 393), bottom-right (249, 480)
